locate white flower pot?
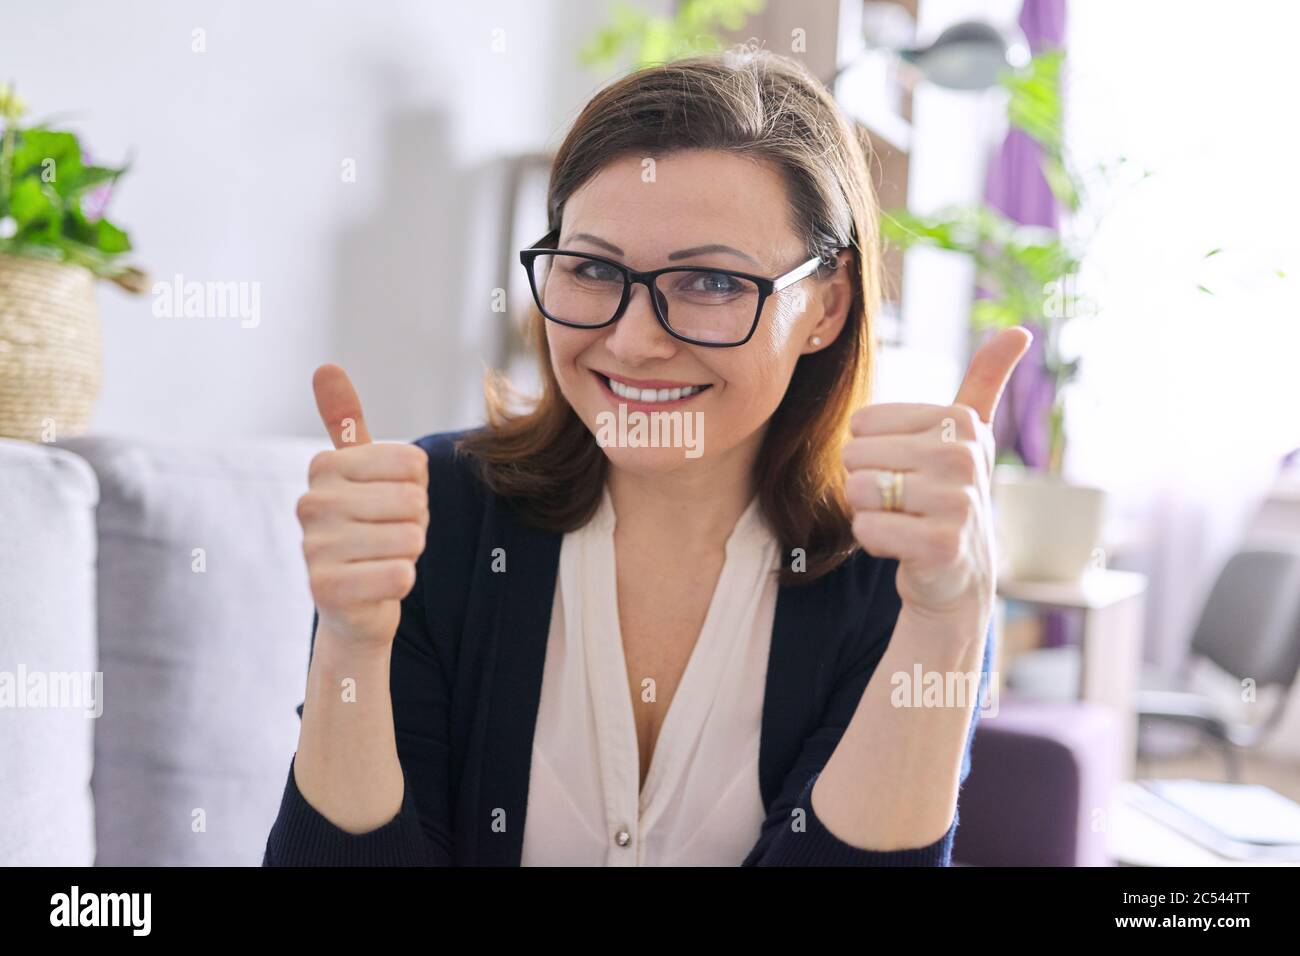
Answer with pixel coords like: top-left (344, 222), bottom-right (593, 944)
top-left (992, 467), bottom-right (1107, 582)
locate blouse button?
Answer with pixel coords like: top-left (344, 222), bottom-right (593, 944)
top-left (615, 828), bottom-right (632, 847)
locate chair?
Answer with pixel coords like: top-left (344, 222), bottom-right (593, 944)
top-left (1135, 546), bottom-right (1300, 781)
top-left (953, 697), bottom-right (1122, 866)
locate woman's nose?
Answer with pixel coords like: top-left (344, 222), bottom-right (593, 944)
top-left (604, 282), bottom-right (677, 363)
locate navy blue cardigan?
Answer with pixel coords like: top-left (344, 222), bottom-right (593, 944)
top-left (264, 430), bottom-right (990, 866)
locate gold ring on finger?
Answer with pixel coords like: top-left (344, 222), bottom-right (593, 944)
top-left (876, 469), bottom-right (905, 513)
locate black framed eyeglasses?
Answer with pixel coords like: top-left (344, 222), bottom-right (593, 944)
top-left (519, 227), bottom-right (838, 348)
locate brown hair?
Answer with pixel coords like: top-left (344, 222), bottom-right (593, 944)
top-left (457, 44), bottom-right (883, 585)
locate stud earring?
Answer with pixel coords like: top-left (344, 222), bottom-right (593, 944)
top-left (810, 336), bottom-right (823, 347)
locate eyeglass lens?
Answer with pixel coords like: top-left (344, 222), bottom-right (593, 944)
top-left (529, 252), bottom-right (760, 345)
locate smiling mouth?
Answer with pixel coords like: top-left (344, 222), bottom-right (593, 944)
top-left (593, 371), bottom-right (713, 405)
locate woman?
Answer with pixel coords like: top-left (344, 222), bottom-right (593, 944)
top-left (265, 46), bottom-right (1029, 866)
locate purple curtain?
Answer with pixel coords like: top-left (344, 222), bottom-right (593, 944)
top-left (985, 0), bottom-right (1067, 469)
top-left (985, 0), bottom-right (1070, 650)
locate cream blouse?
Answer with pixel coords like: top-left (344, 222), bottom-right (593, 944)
top-left (520, 486), bottom-right (782, 866)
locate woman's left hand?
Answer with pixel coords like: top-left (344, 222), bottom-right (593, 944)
top-left (843, 328), bottom-right (1032, 631)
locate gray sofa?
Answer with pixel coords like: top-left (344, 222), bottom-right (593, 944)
top-left (1, 435), bottom-right (324, 865)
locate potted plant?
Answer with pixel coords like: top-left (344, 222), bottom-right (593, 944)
top-left (0, 85), bottom-right (145, 442)
top-left (882, 50), bottom-right (1114, 581)
top-left (578, 0), bottom-right (766, 68)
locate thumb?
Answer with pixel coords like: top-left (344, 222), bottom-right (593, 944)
top-left (313, 364), bottom-right (373, 448)
top-left (952, 327), bottom-right (1033, 424)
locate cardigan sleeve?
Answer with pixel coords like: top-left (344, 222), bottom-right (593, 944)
top-left (263, 443), bottom-right (458, 867)
top-left (262, 592), bottom-right (455, 865)
top-left (742, 560), bottom-right (993, 867)
top-left (262, 750), bottom-right (440, 865)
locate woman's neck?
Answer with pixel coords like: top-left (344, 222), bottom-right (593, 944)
top-left (605, 431), bottom-right (763, 553)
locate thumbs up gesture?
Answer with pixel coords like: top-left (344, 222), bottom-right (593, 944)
top-left (844, 328), bottom-right (1032, 621)
top-left (297, 365), bottom-right (430, 647)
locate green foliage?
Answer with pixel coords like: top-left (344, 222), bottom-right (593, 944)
top-left (0, 86), bottom-right (143, 287)
top-left (579, 0), bottom-right (767, 70)
top-left (881, 48), bottom-right (1091, 471)
top-left (882, 48), bottom-right (1084, 343)
top-left (881, 204), bottom-right (1080, 332)
top-left (1001, 50), bottom-right (1081, 212)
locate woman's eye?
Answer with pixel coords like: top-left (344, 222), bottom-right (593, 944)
top-left (573, 261), bottom-right (622, 283)
top-left (682, 271), bottom-right (742, 296)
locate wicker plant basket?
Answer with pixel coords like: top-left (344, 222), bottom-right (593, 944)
top-left (0, 253), bottom-right (102, 441)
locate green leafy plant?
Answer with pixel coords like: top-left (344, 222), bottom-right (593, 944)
top-left (0, 84), bottom-right (145, 292)
top-left (881, 50), bottom-right (1088, 474)
top-left (579, 0), bottom-right (767, 70)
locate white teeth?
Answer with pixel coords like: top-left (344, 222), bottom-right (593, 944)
top-left (606, 377), bottom-right (704, 402)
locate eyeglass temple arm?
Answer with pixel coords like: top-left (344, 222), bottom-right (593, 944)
top-left (773, 254), bottom-right (832, 292)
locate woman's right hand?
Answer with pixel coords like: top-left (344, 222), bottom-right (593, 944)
top-left (299, 364), bottom-right (430, 648)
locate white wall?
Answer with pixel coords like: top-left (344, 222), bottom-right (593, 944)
top-left (2, 0), bottom-right (623, 441)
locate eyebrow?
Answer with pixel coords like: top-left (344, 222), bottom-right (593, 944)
top-left (565, 232), bottom-right (762, 268)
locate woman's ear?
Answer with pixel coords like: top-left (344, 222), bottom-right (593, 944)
top-left (801, 248), bottom-right (854, 354)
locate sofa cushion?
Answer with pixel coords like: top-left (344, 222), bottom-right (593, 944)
top-left (59, 435), bottom-right (327, 865)
top-left (0, 438), bottom-right (99, 865)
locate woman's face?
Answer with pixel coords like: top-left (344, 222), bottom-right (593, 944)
top-left (545, 148), bottom-right (853, 476)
